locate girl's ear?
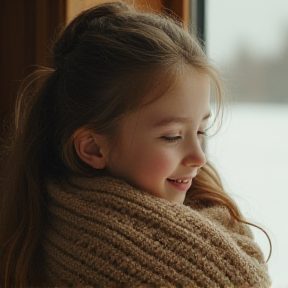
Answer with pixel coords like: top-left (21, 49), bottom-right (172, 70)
top-left (73, 128), bottom-right (109, 169)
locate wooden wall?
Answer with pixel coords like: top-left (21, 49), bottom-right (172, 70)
top-left (66, 0), bottom-right (189, 24)
top-left (0, 0), bottom-right (189, 138)
top-left (0, 0), bottom-right (66, 137)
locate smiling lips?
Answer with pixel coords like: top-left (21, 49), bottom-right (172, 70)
top-left (167, 178), bottom-right (191, 184)
top-left (167, 178), bottom-right (193, 191)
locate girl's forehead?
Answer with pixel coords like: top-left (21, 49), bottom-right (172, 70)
top-left (139, 67), bottom-right (209, 107)
top-left (128, 70), bottom-right (211, 126)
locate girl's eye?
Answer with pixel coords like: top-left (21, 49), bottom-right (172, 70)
top-left (161, 136), bottom-right (182, 142)
top-left (197, 130), bottom-right (208, 137)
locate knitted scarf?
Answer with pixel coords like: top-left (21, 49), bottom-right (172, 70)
top-left (42, 176), bottom-right (270, 288)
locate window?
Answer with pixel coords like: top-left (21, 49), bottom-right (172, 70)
top-left (201, 1), bottom-right (288, 287)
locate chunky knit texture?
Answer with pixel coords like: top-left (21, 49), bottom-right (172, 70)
top-left (42, 176), bottom-right (270, 287)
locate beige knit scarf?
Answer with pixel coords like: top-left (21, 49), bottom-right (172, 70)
top-left (42, 176), bottom-right (270, 288)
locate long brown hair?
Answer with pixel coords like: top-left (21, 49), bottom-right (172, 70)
top-left (0, 2), bottom-right (270, 287)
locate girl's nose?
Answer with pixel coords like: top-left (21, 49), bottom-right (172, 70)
top-left (182, 139), bottom-right (206, 168)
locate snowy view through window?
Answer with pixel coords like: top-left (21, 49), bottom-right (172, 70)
top-left (205, 1), bottom-right (288, 287)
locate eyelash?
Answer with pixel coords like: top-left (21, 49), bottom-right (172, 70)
top-left (162, 131), bottom-right (208, 143)
top-left (198, 130), bottom-right (208, 137)
top-left (161, 136), bottom-right (182, 142)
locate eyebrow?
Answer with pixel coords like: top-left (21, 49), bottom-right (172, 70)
top-left (153, 112), bottom-right (212, 127)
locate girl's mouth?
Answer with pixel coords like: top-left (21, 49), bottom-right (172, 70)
top-left (167, 178), bottom-right (190, 184)
top-left (167, 178), bottom-right (192, 191)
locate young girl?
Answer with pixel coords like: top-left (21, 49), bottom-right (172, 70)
top-left (0, 2), bottom-right (270, 287)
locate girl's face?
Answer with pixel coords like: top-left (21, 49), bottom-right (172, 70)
top-left (105, 68), bottom-right (211, 205)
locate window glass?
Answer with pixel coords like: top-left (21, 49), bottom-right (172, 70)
top-left (205, 1), bottom-right (288, 287)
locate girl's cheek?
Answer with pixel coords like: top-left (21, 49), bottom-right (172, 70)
top-left (142, 153), bottom-right (173, 174)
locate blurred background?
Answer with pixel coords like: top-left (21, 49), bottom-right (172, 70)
top-left (1, 0), bottom-right (287, 287)
top-left (204, 1), bottom-right (288, 287)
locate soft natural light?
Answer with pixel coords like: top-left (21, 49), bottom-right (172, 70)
top-left (207, 104), bottom-right (288, 288)
top-left (205, 1), bottom-right (288, 287)
top-left (206, 0), bottom-right (288, 63)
